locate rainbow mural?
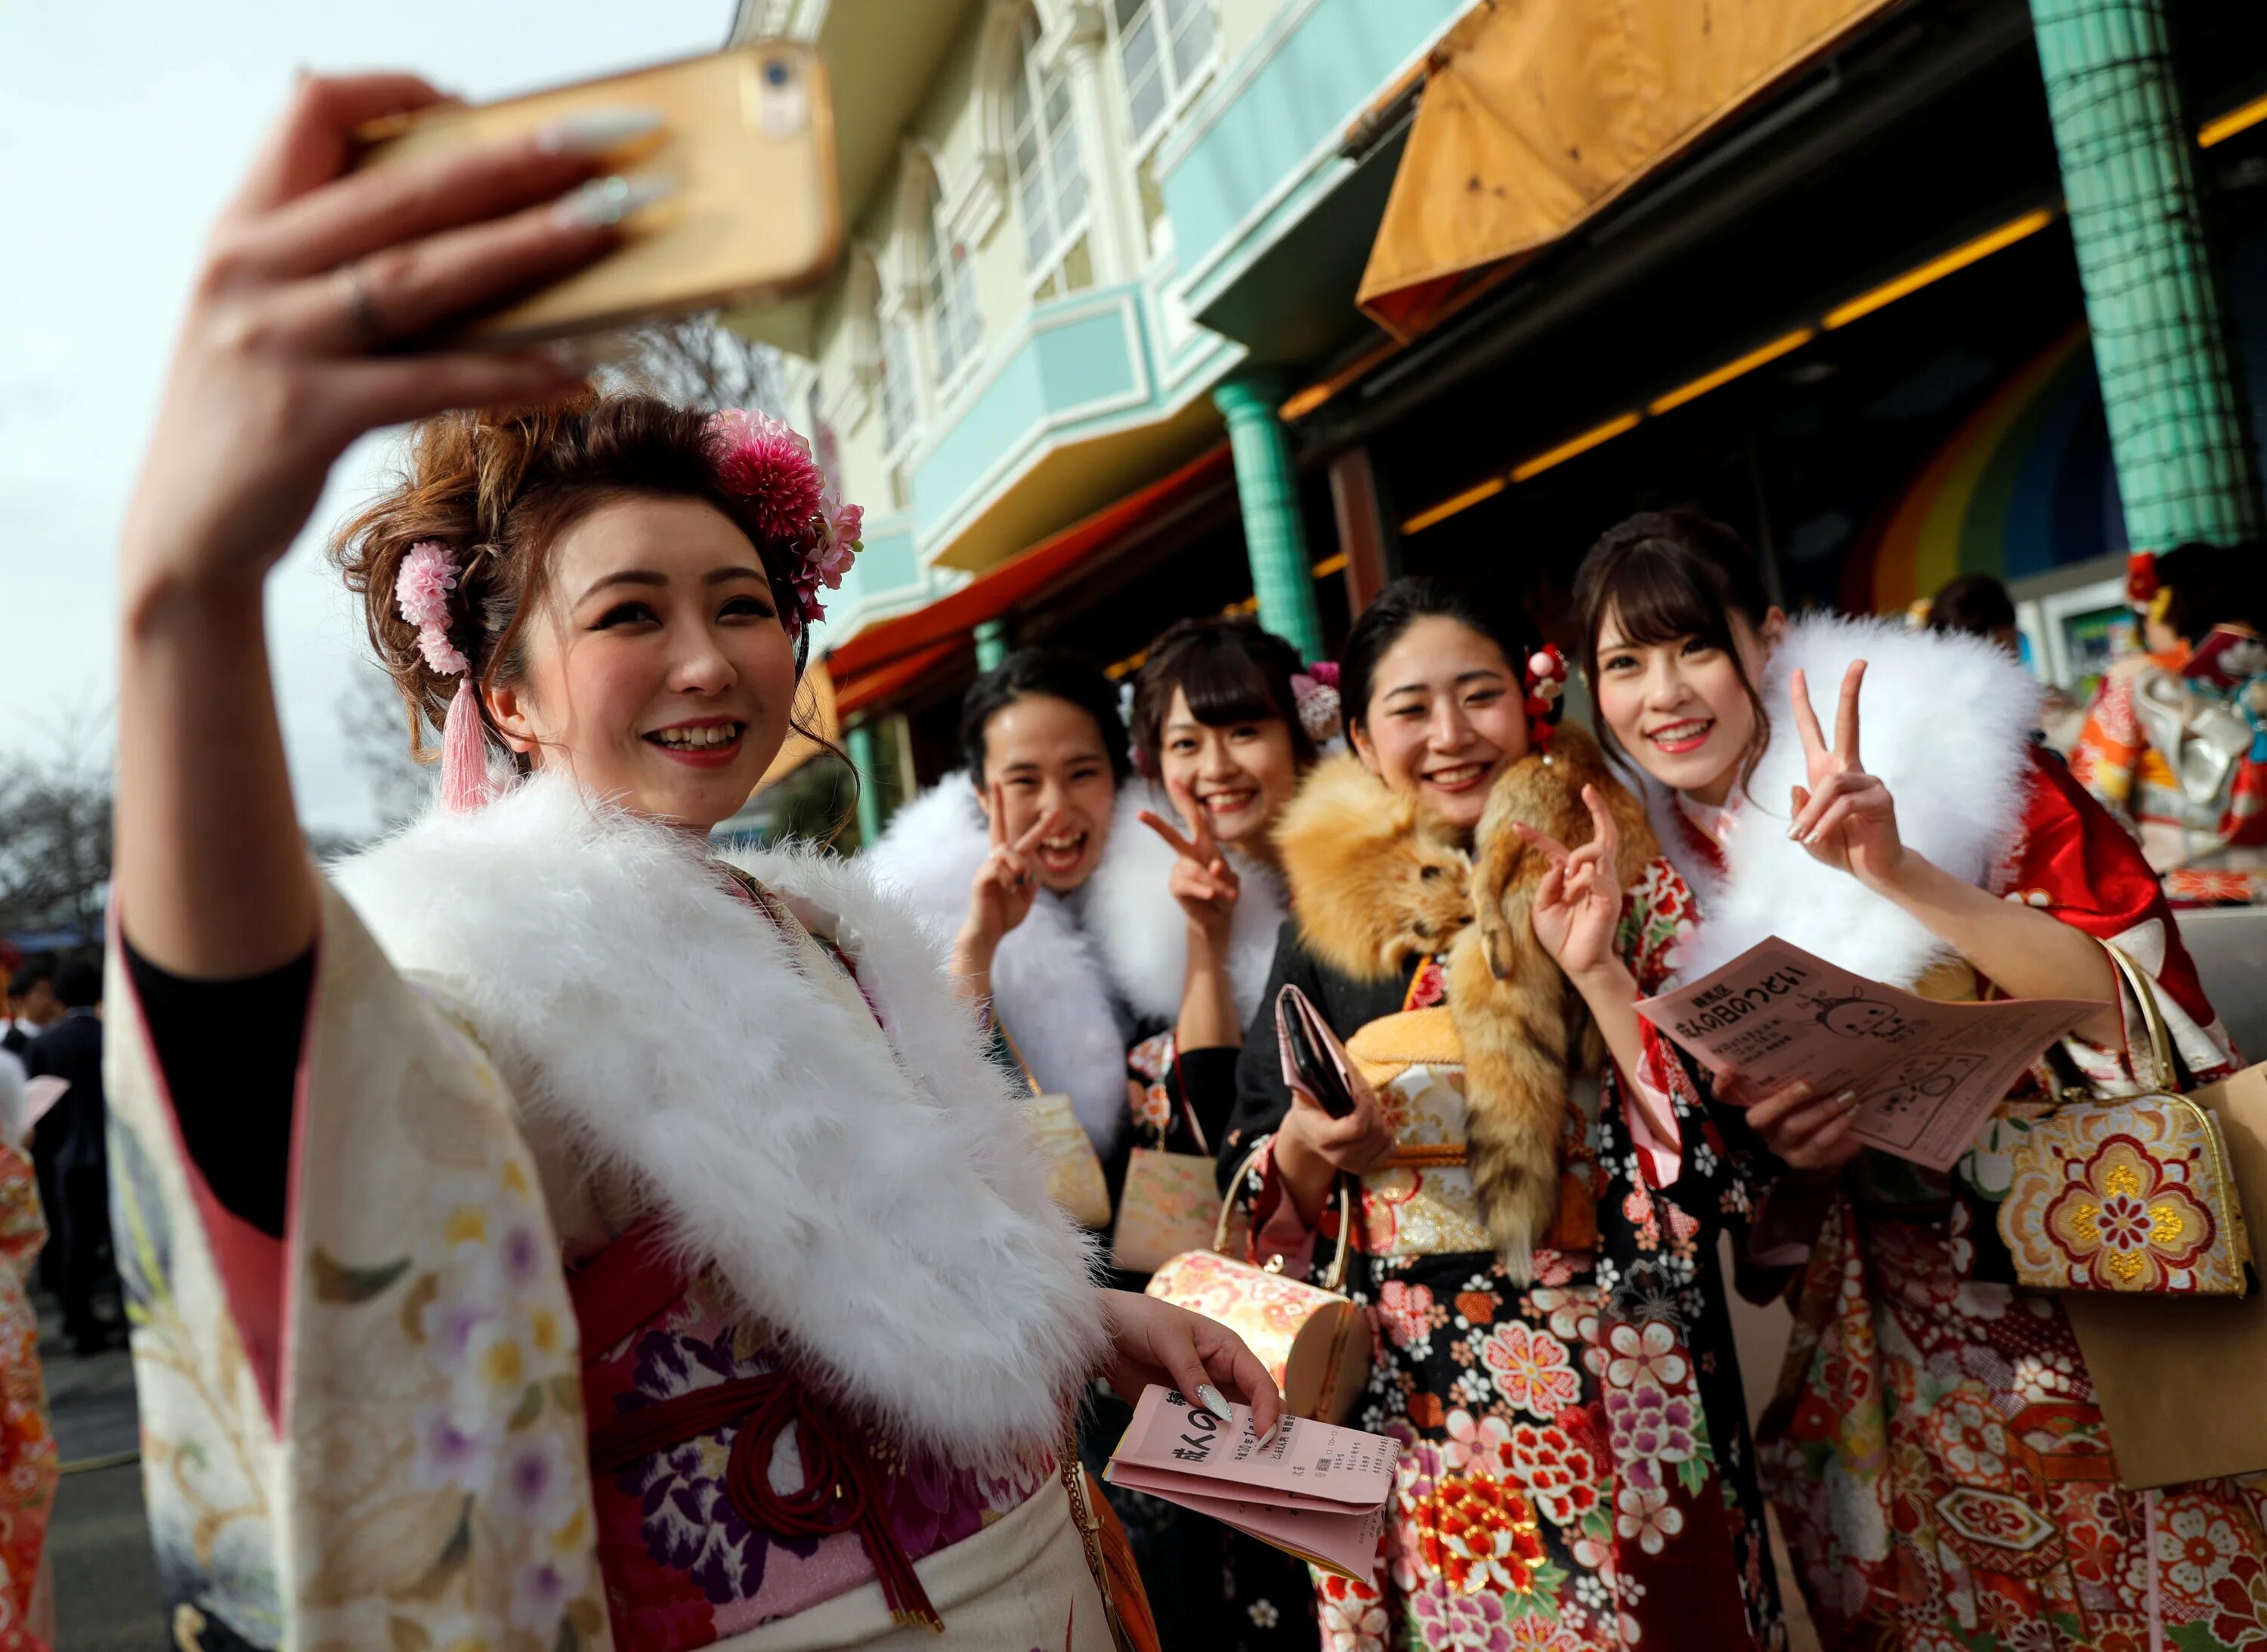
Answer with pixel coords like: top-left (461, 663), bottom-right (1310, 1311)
top-left (1844, 325), bottom-right (2126, 615)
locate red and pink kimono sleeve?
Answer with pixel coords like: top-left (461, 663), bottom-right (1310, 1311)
top-left (2001, 749), bottom-right (2238, 1085)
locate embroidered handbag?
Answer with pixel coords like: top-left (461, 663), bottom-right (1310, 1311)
top-left (1028, 1089), bottom-right (1113, 1233)
top-left (1145, 1148), bottom-right (1370, 1424)
top-left (1112, 1087), bottom-right (1251, 1276)
top-left (995, 1018), bottom-right (1114, 1231)
top-left (1998, 944), bottom-right (2253, 1296)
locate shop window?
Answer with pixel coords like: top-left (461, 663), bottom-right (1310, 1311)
top-left (1010, 8), bottom-right (1092, 297)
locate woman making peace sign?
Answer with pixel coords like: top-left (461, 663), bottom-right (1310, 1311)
top-left (1571, 509), bottom-right (2267, 1650)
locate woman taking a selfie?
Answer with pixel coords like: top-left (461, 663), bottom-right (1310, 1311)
top-left (1219, 579), bottom-right (1785, 1652)
top-left (1570, 509), bottom-right (2267, 1648)
top-left (107, 74), bottom-right (1279, 1652)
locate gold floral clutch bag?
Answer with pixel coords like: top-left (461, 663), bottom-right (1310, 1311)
top-left (1999, 945), bottom-right (2252, 1297)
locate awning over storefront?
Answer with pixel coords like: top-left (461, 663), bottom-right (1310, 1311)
top-left (1357, 0), bottom-right (1904, 341)
top-left (827, 443), bottom-right (1235, 718)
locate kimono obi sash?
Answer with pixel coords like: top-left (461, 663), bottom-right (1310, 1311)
top-left (567, 1220), bottom-right (1052, 1650)
top-left (1344, 1008), bottom-right (1601, 1261)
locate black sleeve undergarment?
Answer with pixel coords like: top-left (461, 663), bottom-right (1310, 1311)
top-left (122, 940), bottom-right (312, 1239)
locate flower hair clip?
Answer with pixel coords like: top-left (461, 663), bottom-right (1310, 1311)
top-left (394, 540), bottom-right (496, 814)
top-left (703, 408), bottom-right (863, 637)
top-left (1523, 645), bottom-right (1568, 750)
top-left (1290, 660), bottom-right (1342, 745)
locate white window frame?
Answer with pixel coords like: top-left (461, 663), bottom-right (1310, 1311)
top-left (877, 310), bottom-right (921, 467)
top-left (1106, 0), bottom-right (1218, 254)
top-left (1009, 7), bottom-right (1093, 299)
top-left (923, 187), bottom-right (985, 394)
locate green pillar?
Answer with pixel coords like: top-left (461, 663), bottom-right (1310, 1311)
top-left (846, 722), bottom-right (886, 847)
top-left (974, 618), bottom-right (1010, 671)
top-left (2029, 0), bottom-right (2263, 548)
top-left (1214, 375), bottom-right (1324, 661)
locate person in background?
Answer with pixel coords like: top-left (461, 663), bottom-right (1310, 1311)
top-left (2071, 540), bottom-right (2267, 903)
top-left (1095, 616), bottom-right (1311, 1177)
top-left (0, 1045), bottom-right (56, 1644)
top-left (23, 958), bottom-right (112, 1356)
top-left (1219, 577), bottom-right (1785, 1651)
top-left (1572, 508), bottom-right (2264, 1650)
top-left (1925, 571), bottom-right (2080, 753)
top-left (1085, 616), bottom-right (1316, 1650)
top-left (1, 964), bottom-right (60, 1062)
top-left (867, 648), bottom-right (1138, 1172)
top-left (1925, 571), bottom-right (2020, 655)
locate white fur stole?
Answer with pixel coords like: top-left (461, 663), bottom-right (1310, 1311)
top-left (1084, 781), bottom-right (1288, 1030)
top-left (1652, 614), bottom-right (2043, 988)
top-left (331, 773), bottom-right (1104, 1462)
top-left (864, 776), bottom-right (1131, 1152)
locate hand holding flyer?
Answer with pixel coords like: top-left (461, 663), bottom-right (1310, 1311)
top-left (1635, 938), bottom-right (2102, 1171)
top-left (1106, 1384), bottom-right (1397, 1579)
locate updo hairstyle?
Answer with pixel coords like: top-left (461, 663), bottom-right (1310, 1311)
top-left (332, 390), bottom-right (808, 766)
top-left (1338, 577), bottom-right (1542, 742)
top-left (1128, 615), bottom-right (1316, 775)
top-left (957, 648), bottom-right (1134, 785)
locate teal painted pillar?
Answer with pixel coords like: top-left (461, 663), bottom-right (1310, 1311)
top-left (846, 722), bottom-right (885, 847)
top-left (1214, 375), bottom-right (1325, 661)
top-left (2029, 0), bottom-right (2263, 547)
top-left (974, 618), bottom-right (1010, 671)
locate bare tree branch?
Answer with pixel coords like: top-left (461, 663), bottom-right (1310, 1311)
top-left (336, 667), bottom-right (433, 833)
top-left (604, 311), bottom-right (788, 415)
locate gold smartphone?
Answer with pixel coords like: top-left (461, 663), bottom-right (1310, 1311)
top-left (354, 42), bottom-right (841, 344)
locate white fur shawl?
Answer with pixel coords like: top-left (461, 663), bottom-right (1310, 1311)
top-left (1086, 781), bottom-right (1288, 1030)
top-left (1651, 614), bottom-right (2043, 988)
top-left (864, 776), bottom-right (1131, 1152)
top-left (330, 773), bottom-right (1104, 1462)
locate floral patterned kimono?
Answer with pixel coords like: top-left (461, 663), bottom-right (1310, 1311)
top-left (1219, 757), bottom-right (1785, 1652)
top-left (103, 774), bottom-right (1120, 1652)
top-left (2068, 624), bottom-right (2267, 905)
top-left (1654, 614), bottom-right (2267, 1650)
top-left (0, 1137), bottom-right (54, 1650)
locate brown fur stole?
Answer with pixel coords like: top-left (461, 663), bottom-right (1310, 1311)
top-left (1273, 731), bottom-right (1656, 1281)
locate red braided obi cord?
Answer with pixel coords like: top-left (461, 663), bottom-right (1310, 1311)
top-left (573, 1222), bottom-right (942, 1632)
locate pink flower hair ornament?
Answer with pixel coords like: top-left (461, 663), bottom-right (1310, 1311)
top-left (392, 540), bottom-right (496, 814)
top-left (1290, 660), bottom-right (1342, 745)
top-left (702, 408), bottom-right (864, 636)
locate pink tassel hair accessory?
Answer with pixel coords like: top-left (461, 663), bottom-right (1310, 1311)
top-left (394, 539), bottom-right (496, 813)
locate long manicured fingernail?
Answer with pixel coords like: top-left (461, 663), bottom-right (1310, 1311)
top-left (537, 107), bottom-right (666, 156)
top-left (1196, 1384), bottom-right (1234, 1421)
top-left (1257, 1416), bottom-right (1279, 1446)
top-left (553, 174), bottom-right (674, 228)
top-left (1837, 1090), bottom-right (1860, 1111)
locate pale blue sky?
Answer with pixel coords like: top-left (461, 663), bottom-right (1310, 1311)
top-left (0, 0), bottom-right (737, 835)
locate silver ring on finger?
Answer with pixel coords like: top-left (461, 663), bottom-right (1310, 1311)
top-left (339, 260), bottom-right (388, 350)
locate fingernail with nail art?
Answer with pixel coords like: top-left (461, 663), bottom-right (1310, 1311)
top-left (1196, 1384), bottom-right (1234, 1421)
top-left (555, 175), bottom-right (675, 229)
top-left (537, 107), bottom-right (666, 156)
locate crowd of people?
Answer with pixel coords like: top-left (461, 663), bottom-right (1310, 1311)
top-left (0, 64), bottom-right (2257, 1652)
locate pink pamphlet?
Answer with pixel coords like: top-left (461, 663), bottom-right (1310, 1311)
top-left (1635, 937), bottom-right (2101, 1171)
top-left (1106, 1385), bottom-right (1396, 1579)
